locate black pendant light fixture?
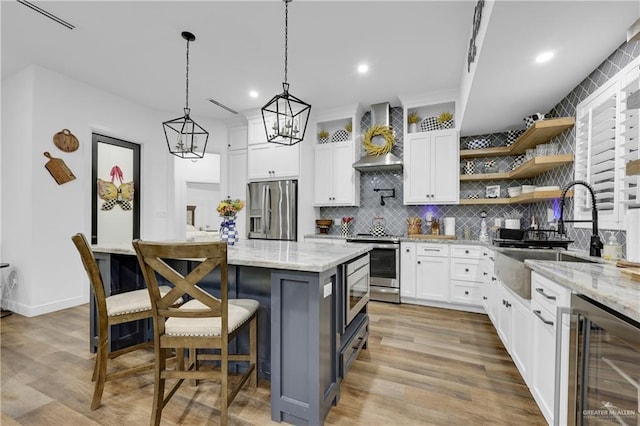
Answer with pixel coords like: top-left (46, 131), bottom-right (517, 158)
top-left (261, 0), bottom-right (311, 146)
top-left (163, 31), bottom-right (209, 159)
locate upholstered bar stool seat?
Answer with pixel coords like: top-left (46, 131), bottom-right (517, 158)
top-left (106, 286), bottom-right (177, 317)
top-left (165, 299), bottom-right (259, 336)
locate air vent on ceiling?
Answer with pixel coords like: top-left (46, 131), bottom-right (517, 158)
top-left (17, 0), bottom-right (75, 30)
top-left (207, 98), bottom-right (238, 115)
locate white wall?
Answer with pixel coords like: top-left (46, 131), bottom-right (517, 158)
top-left (1, 65), bottom-right (227, 316)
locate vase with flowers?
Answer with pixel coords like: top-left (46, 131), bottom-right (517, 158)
top-left (216, 197), bottom-right (245, 245)
top-left (341, 217), bottom-right (354, 237)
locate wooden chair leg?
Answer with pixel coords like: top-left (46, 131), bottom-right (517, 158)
top-left (151, 347), bottom-right (167, 426)
top-left (91, 334), bottom-right (109, 410)
top-left (250, 316), bottom-right (258, 387)
top-left (176, 348), bottom-right (184, 371)
top-left (189, 347), bottom-right (197, 387)
top-left (221, 343), bottom-right (229, 426)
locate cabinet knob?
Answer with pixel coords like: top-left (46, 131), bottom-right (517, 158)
top-left (464, 268), bottom-right (469, 272)
top-left (491, 277), bottom-right (497, 281)
top-left (464, 291), bottom-right (469, 295)
top-left (465, 250), bottom-right (469, 254)
top-left (483, 296), bottom-right (488, 300)
top-left (506, 302), bottom-right (511, 308)
top-left (417, 260), bottom-right (421, 264)
top-left (483, 272), bottom-right (488, 276)
top-left (406, 248), bottom-right (410, 252)
top-left (483, 252), bottom-right (487, 256)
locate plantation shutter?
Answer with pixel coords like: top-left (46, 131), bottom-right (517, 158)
top-left (619, 65), bottom-right (639, 210)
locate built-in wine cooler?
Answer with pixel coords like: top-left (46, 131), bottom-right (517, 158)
top-left (569, 294), bottom-right (640, 425)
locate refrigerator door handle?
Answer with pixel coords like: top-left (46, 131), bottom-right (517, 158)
top-left (266, 185), bottom-right (272, 234)
top-left (261, 184), bottom-right (268, 235)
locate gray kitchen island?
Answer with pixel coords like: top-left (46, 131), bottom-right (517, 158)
top-left (91, 239), bottom-right (371, 426)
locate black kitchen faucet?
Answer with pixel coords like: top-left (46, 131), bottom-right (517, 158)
top-left (373, 188), bottom-right (395, 206)
top-left (558, 180), bottom-right (603, 257)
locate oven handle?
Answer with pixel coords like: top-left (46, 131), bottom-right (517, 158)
top-left (347, 241), bottom-right (399, 250)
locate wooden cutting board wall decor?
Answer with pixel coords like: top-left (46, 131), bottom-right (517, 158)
top-left (53, 128), bottom-right (79, 152)
top-left (43, 152), bottom-right (76, 184)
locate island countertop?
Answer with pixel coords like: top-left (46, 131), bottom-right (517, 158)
top-left (525, 260), bottom-right (640, 324)
top-left (92, 239), bottom-right (371, 273)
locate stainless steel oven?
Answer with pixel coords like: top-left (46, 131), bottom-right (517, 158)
top-left (347, 235), bottom-right (400, 303)
top-left (568, 294), bottom-right (640, 425)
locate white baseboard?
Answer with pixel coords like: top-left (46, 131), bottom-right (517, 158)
top-left (5, 296), bottom-right (87, 317)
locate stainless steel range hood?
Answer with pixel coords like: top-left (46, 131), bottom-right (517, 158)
top-left (353, 102), bottom-right (403, 172)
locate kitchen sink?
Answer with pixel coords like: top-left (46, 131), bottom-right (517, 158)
top-left (493, 248), bottom-right (596, 299)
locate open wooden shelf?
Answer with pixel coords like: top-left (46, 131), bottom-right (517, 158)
top-left (459, 190), bottom-right (573, 205)
top-left (460, 154), bottom-right (574, 182)
top-left (460, 117), bottom-right (575, 159)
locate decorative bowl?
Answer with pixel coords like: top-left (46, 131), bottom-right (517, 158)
top-left (466, 139), bottom-right (490, 150)
top-left (521, 185), bottom-right (536, 194)
top-left (315, 219), bottom-right (333, 227)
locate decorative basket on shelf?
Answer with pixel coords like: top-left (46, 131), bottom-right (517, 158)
top-left (437, 112), bottom-right (454, 129)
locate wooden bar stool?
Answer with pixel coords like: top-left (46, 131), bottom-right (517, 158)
top-left (71, 233), bottom-right (180, 410)
top-left (132, 239), bottom-right (258, 426)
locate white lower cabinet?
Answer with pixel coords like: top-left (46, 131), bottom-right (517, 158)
top-left (400, 242), bottom-right (417, 299)
top-left (400, 243), bottom-right (483, 312)
top-left (529, 272), bottom-right (571, 426)
top-left (509, 292), bottom-right (531, 383)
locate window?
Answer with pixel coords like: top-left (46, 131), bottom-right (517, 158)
top-left (574, 58), bottom-right (639, 230)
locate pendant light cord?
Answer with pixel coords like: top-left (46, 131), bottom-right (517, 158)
top-left (185, 37), bottom-right (190, 110)
top-left (284, 0), bottom-right (288, 84)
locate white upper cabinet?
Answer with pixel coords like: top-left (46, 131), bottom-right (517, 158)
top-left (247, 116), bottom-right (271, 145)
top-left (399, 96), bottom-right (459, 205)
top-left (228, 125), bottom-right (248, 150)
top-left (313, 104), bottom-right (363, 207)
top-left (247, 142), bottom-right (299, 181)
top-left (404, 129), bottom-right (459, 204)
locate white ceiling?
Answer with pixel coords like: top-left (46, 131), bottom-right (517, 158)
top-left (2, 1), bottom-right (638, 136)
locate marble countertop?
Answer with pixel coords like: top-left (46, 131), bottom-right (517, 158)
top-left (304, 234), bottom-right (487, 245)
top-left (525, 260), bottom-right (640, 324)
top-left (93, 239), bottom-right (371, 273)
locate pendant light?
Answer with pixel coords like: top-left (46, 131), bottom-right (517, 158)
top-left (261, 0), bottom-right (311, 146)
top-left (163, 31), bottom-right (209, 159)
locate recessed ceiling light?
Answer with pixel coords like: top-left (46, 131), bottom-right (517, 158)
top-left (357, 63), bottom-right (369, 74)
top-left (535, 51), bottom-right (554, 64)
top-left (249, 90), bottom-right (259, 98)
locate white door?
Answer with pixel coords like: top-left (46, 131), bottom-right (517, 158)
top-left (404, 134), bottom-right (431, 204)
top-left (331, 141), bottom-right (356, 205)
top-left (272, 144), bottom-right (300, 178)
top-left (314, 144), bottom-right (333, 205)
top-left (431, 130), bottom-right (459, 204)
top-left (247, 144), bottom-right (273, 180)
top-left (416, 256), bottom-right (449, 302)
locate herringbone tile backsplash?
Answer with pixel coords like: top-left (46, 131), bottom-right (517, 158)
top-left (320, 40), bottom-right (639, 256)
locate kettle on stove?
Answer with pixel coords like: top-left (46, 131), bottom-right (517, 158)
top-left (370, 217), bottom-right (387, 237)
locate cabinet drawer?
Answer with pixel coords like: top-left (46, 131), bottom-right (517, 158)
top-left (450, 245), bottom-right (482, 259)
top-left (450, 281), bottom-right (482, 305)
top-left (531, 271), bottom-right (571, 314)
top-left (416, 243), bottom-right (449, 257)
top-left (450, 258), bottom-right (482, 282)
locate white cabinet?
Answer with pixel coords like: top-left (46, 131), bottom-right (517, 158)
top-left (495, 282), bottom-right (512, 350)
top-left (530, 271), bottom-right (571, 426)
top-left (313, 141), bottom-right (360, 206)
top-left (248, 116), bottom-right (273, 145)
top-left (228, 125), bottom-right (248, 150)
top-left (415, 243), bottom-right (449, 302)
top-left (400, 242), bottom-right (417, 299)
top-left (403, 129), bottom-right (459, 205)
top-left (449, 244), bottom-right (482, 306)
top-left (228, 149), bottom-right (248, 238)
top-left (247, 143), bottom-right (299, 181)
top-left (510, 293), bottom-right (531, 384)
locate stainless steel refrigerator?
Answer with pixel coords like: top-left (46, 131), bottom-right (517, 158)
top-left (247, 180), bottom-right (297, 241)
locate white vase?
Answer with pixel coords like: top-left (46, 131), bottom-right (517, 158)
top-left (409, 123), bottom-right (417, 133)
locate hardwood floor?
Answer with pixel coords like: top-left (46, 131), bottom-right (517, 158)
top-left (1, 302), bottom-right (545, 425)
